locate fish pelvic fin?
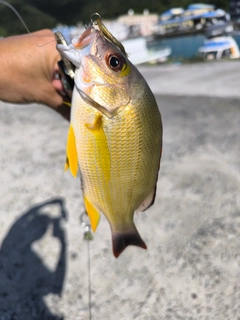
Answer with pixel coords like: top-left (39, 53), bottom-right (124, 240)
top-left (84, 196), bottom-right (101, 232)
top-left (63, 100), bottom-right (71, 107)
top-left (65, 125), bottom-right (78, 178)
top-left (112, 226), bottom-right (147, 258)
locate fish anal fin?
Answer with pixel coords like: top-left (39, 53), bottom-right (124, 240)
top-left (84, 196), bottom-right (101, 232)
top-left (112, 227), bottom-right (147, 258)
top-left (65, 125), bottom-right (78, 178)
top-left (137, 187), bottom-right (157, 213)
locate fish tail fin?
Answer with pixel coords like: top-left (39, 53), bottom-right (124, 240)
top-left (112, 226), bottom-right (147, 258)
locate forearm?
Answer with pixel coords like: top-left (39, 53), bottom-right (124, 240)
top-left (0, 36), bottom-right (22, 103)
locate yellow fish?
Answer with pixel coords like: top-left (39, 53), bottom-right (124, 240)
top-left (57, 15), bottom-right (162, 257)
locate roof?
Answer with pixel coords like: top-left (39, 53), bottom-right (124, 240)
top-left (187, 4), bottom-right (215, 10)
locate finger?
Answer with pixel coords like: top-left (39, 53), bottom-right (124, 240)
top-left (52, 78), bottom-right (64, 92)
top-left (43, 86), bottom-right (64, 109)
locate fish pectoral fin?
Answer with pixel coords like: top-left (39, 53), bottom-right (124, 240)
top-left (137, 187), bottom-right (157, 212)
top-left (65, 125), bottom-right (78, 178)
top-left (85, 114), bottom-right (111, 183)
top-left (85, 114), bottom-right (102, 130)
top-left (112, 225), bottom-right (147, 258)
top-left (84, 196), bottom-right (101, 232)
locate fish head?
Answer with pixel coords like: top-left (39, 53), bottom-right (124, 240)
top-left (57, 26), bottom-right (142, 118)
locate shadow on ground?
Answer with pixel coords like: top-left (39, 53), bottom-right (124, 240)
top-left (0, 198), bottom-right (67, 320)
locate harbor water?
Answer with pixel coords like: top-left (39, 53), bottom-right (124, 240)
top-left (147, 32), bottom-right (240, 60)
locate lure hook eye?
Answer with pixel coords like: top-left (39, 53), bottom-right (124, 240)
top-left (90, 13), bottom-right (102, 26)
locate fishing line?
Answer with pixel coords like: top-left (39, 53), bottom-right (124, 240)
top-left (0, 0), bottom-right (30, 34)
top-left (81, 211), bottom-right (93, 320)
top-left (0, 0), bottom-right (55, 47)
top-left (87, 238), bottom-right (92, 320)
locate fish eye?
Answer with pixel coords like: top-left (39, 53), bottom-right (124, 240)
top-left (110, 56), bottom-right (120, 68)
top-left (106, 53), bottom-right (126, 72)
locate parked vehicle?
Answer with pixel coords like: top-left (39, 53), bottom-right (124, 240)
top-left (198, 36), bottom-right (240, 60)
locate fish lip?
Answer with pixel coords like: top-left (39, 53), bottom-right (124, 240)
top-left (73, 27), bottom-right (94, 50)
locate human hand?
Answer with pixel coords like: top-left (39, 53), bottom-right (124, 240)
top-left (0, 29), bottom-right (70, 120)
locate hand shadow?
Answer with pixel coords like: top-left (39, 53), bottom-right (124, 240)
top-left (0, 198), bottom-right (67, 320)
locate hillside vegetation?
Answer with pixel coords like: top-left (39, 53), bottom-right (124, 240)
top-left (0, 0), bottom-right (229, 36)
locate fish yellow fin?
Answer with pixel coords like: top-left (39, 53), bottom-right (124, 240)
top-left (63, 100), bottom-right (71, 107)
top-left (65, 125), bottom-right (78, 178)
top-left (85, 114), bottom-right (102, 130)
top-left (85, 114), bottom-right (111, 182)
top-left (84, 196), bottom-right (101, 232)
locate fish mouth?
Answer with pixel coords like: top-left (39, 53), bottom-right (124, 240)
top-left (56, 27), bottom-right (95, 70)
top-left (57, 26), bottom-right (129, 118)
top-left (73, 27), bottom-right (94, 51)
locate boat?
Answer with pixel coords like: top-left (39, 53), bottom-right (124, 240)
top-left (150, 4), bottom-right (232, 39)
top-left (198, 36), bottom-right (240, 60)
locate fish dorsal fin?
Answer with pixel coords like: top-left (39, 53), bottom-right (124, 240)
top-left (137, 187), bottom-right (157, 212)
top-left (65, 125), bottom-right (78, 178)
top-left (84, 196), bottom-right (101, 232)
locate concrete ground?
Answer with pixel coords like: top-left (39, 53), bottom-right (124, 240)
top-left (0, 61), bottom-right (239, 320)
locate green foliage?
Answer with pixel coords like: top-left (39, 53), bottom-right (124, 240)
top-left (0, 0), bottom-right (57, 36)
top-left (0, 0), bottom-right (229, 36)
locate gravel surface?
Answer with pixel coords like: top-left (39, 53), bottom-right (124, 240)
top-left (0, 61), bottom-right (239, 320)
